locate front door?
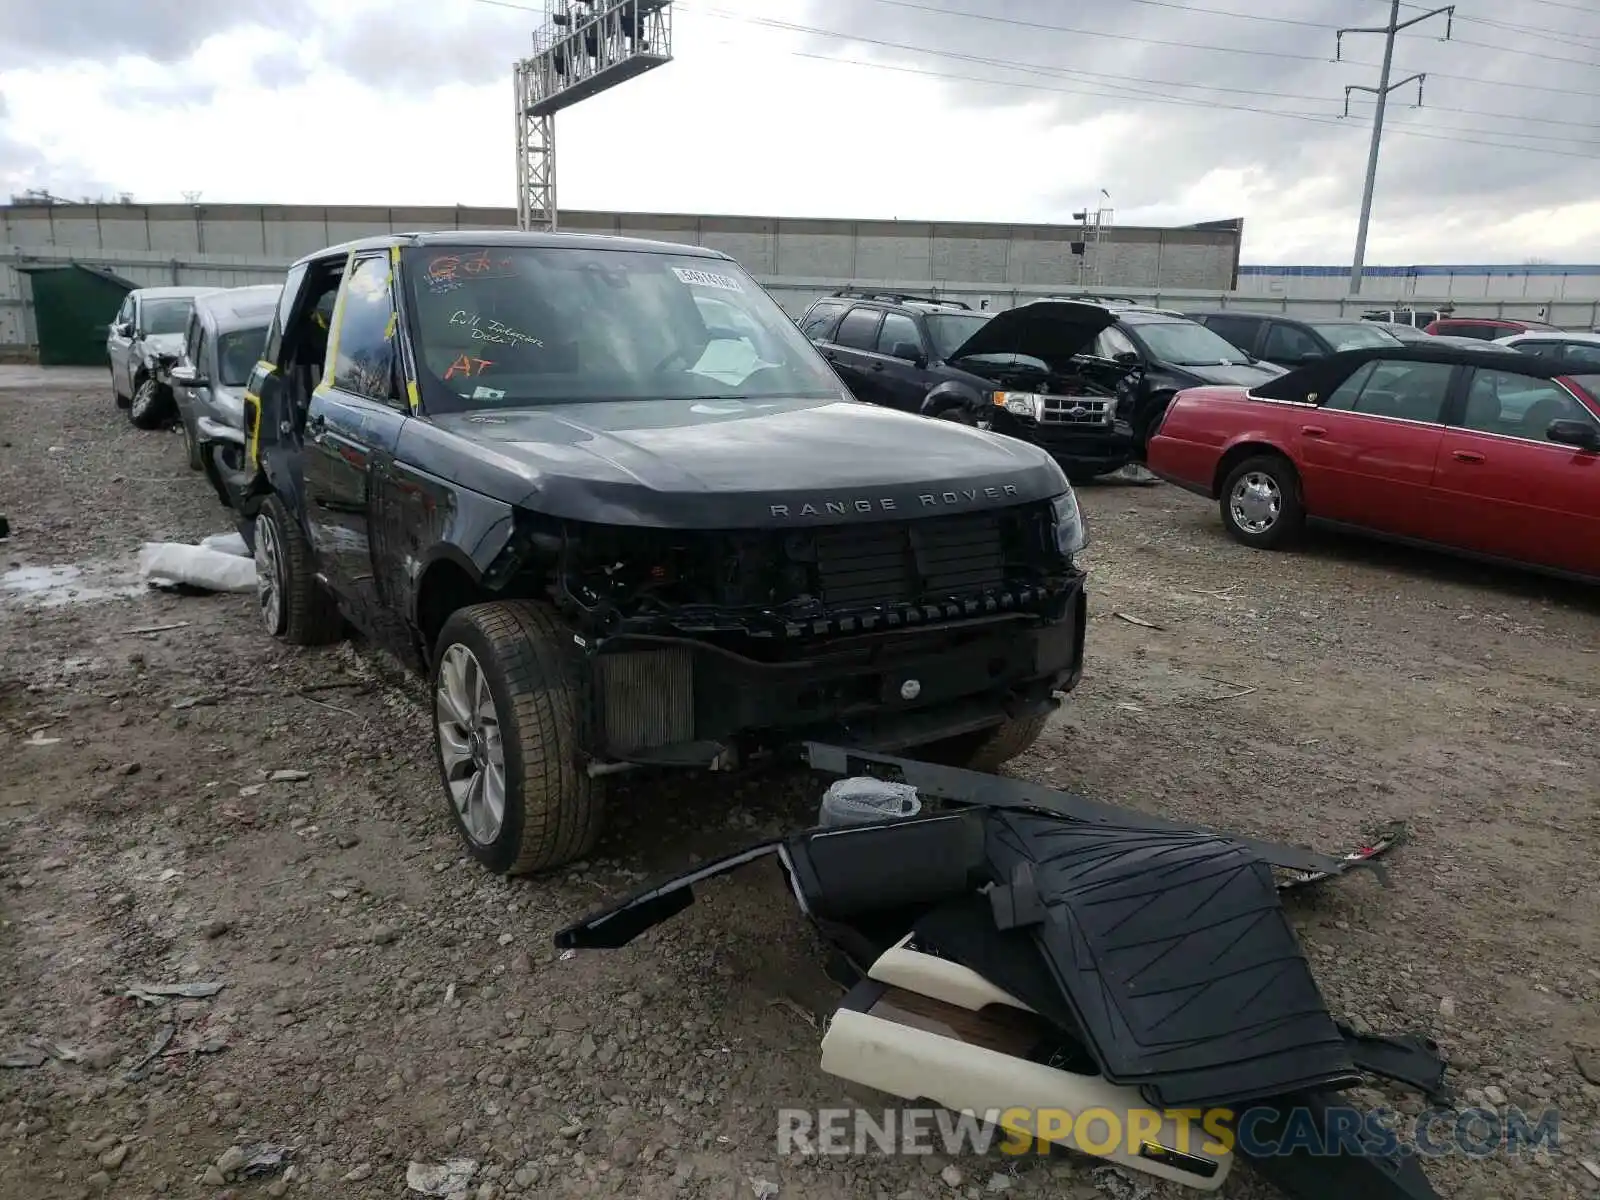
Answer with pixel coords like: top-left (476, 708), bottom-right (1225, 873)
top-left (107, 294), bottom-right (135, 395)
top-left (1431, 366), bottom-right (1600, 574)
top-left (871, 311), bottom-right (930, 412)
top-left (1294, 357), bottom-right (1456, 536)
top-left (823, 306), bottom-right (885, 404)
top-left (303, 253), bottom-right (410, 624)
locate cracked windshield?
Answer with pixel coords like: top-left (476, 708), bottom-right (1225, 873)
top-left (404, 246), bottom-right (842, 410)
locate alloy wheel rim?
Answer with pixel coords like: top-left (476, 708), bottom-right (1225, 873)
top-left (254, 517), bottom-right (283, 634)
top-left (1229, 471), bottom-right (1282, 534)
top-left (132, 383), bottom-right (154, 418)
top-left (435, 644), bottom-right (507, 847)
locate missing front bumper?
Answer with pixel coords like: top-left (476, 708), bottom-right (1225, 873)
top-left (589, 587), bottom-right (1087, 760)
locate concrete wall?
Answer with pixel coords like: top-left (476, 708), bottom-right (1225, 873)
top-left (1239, 263), bottom-right (1600, 303)
top-left (8, 202), bottom-right (1600, 350)
top-left (0, 202), bottom-right (1244, 350)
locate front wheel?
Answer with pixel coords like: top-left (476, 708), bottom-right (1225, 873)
top-left (254, 494), bottom-right (344, 645)
top-left (432, 602), bottom-right (605, 875)
top-left (181, 414), bottom-right (202, 470)
top-left (1219, 453), bottom-right (1305, 550)
top-left (128, 378), bottom-right (171, 430)
top-left (933, 405), bottom-right (991, 431)
top-left (914, 711), bottom-right (1051, 771)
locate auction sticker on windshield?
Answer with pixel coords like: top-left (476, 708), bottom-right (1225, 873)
top-left (672, 267), bottom-right (743, 292)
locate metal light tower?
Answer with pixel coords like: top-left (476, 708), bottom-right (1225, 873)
top-left (514, 0), bottom-right (675, 231)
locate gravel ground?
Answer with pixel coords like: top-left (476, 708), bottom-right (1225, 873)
top-left (2, 368), bottom-right (1598, 1200)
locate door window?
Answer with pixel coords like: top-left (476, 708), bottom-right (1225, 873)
top-left (1321, 359), bottom-right (1453, 422)
top-left (332, 255), bottom-right (400, 405)
top-left (1456, 369), bottom-right (1597, 443)
top-left (1262, 323), bottom-right (1323, 362)
top-left (193, 326), bottom-right (210, 380)
top-left (800, 300), bottom-right (847, 342)
top-left (183, 314), bottom-right (203, 365)
top-left (263, 263), bottom-right (310, 364)
top-left (876, 312), bottom-right (924, 358)
top-left (115, 296), bottom-right (134, 329)
top-left (1197, 314), bottom-right (1259, 353)
top-left (1559, 342), bottom-right (1600, 372)
top-left (1094, 325), bottom-right (1138, 359)
top-left (834, 307), bottom-right (884, 351)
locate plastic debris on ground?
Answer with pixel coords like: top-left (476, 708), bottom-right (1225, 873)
top-left (406, 1159), bottom-right (478, 1195)
top-left (199, 530), bottom-right (250, 558)
top-left (818, 777), bottom-right (922, 827)
top-left (239, 1144), bottom-right (291, 1177)
top-left (139, 541), bottom-right (255, 594)
top-left (123, 980), bottom-right (226, 1004)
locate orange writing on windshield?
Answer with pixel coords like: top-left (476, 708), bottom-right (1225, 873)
top-left (428, 250), bottom-right (515, 286)
top-left (445, 354), bottom-right (494, 380)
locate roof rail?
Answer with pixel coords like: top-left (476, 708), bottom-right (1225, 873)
top-left (830, 289), bottom-right (971, 310)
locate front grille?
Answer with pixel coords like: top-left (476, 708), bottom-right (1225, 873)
top-left (1040, 395), bottom-right (1114, 424)
top-left (812, 514), bottom-right (1006, 609)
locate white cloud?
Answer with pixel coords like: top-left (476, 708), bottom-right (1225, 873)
top-left (2, 0), bottom-right (1599, 264)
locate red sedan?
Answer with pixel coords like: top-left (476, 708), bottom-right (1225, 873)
top-left (1147, 345), bottom-right (1600, 580)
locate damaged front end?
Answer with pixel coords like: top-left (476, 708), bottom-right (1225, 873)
top-left (503, 498), bottom-right (1088, 765)
top-left (556, 747), bottom-right (1443, 1199)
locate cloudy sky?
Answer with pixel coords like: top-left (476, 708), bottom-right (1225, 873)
top-left (2, 0), bottom-right (1599, 264)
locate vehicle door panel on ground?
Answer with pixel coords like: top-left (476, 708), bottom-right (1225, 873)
top-left (872, 311), bottom-right (929, 412)
top-left (304, 253), bottom-right (411, 622)
top-left (1431, 366), bottom-right (1600, 574)
top-left (826, 306), bottom-right (885, 402)
top-left (1296, 358), bottom-right (1455, 536)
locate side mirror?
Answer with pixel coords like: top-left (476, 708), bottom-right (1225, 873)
top-left (112, 321), bottom-right (131, 338)
top-left (1548, 418), bottom-right (1600, 451)
top-left (891, 342), bottom-right (926, 366)
top-left (170, 363), bottom-right (206, 387)
top-left (1113, 351), bottom-right (1140, 365)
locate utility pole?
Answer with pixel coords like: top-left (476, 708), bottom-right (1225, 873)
top-left (1336, 2), bottom-right (1453, 295)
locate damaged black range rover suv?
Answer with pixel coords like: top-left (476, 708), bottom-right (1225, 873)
top-left (199, 233), bottom-right (1089, 874)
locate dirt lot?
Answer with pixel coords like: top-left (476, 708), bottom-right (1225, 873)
top-left (2, 368), bottom-right (1597, 1200)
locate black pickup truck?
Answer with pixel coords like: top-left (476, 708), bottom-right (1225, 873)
top-left (197, 232), bottom-right (1089, 873)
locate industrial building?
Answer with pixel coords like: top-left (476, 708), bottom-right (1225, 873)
top-left (0, 201), bottom-right (1244, 358)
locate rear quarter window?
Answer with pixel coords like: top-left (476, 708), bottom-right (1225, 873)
top-left (800, 300), bottom-right (847, 342)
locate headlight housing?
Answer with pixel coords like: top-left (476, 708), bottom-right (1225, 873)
top-left (1051, 488), bottom-right (1088, 557)
top-left (992, 391), bottom-right (1044, 421)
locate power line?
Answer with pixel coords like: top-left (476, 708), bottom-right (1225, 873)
top-left (681, 2), bottom-right (1600, 144)
top-left (776, 46), bottom-right (1600, 163)
top-left (467, 0), bottom-right (1600, 101)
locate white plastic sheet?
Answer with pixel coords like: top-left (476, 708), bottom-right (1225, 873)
top-left (139, 542), bottom-right (256, 594)
top-left (199, 531), bottom-right (250, 558)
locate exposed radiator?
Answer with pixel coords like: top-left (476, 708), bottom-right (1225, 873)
top-left (596, 648), bottom-right (695, 755)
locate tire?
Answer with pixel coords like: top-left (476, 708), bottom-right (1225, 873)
top-left (1219, 453), bottom-right (1305, 550)
top-left (253, 494), bottom-right (344, 645)
top-left (1067, 467), bottom-right (1122, 485)
top-left (914, 711), bottom-right (1052, 771)
top-left (431, 601), bottom-right (605, 875)
top-left (181, 414), bottom-right (202, 471)
top-left (127, 377), bottom-right (172, 430)
top-left (933, 406), bottom-right (993, 432)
